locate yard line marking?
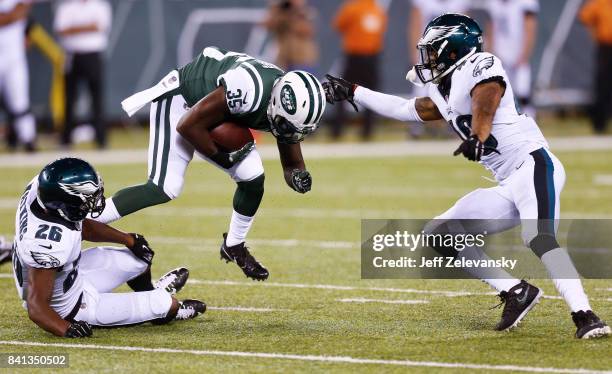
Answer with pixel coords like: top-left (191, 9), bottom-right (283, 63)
top-left (0, 341), bottom-right (607, 373)
top-left (208, 306), bottom-right (288, 312)
top-left (150, 236), bottom-right (359, 250)
top-left (338, 298), bottom-right (429, 305)
top-left (187, 279), bottom-right (484, 297)
top-left (594, 174), bottom-right (612, 186)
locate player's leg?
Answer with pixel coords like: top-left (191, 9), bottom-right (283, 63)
top-left (200, 147), bottom-right (268, 280)
top-left (425, 186), bottom-right (522, 293)
top-left (511, 148), bottom-right (609, 338)
top-left (4, 58), bottom-right (36, 151)
top-left (95, 95), bottom-right (194, 223)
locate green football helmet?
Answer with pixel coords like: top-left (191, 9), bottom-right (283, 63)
top-left (37, 158), bottom-right (105, 222)
top-left (414, 13), bottom-right (483, 84)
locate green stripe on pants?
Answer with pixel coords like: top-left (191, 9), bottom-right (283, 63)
top-left (149, 100), bottom-right (163, 180)
top-left (157, 96), bottom-right (173, 187)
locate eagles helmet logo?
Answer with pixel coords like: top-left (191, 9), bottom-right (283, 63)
top-left (59, 180), bottom-right (100, 202)
top-left (419, 25), bottom-right (462, 45)
top-left (30, 251), bottom-right (61, 268)
top-left (473, 56), bottom-right (495, 77)
top-left (280, 84), bottom-right (297, 115)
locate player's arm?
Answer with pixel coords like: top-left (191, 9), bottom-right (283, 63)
top-left (277, 142), bottom-right (312, 194)
top-left (82, 219), bottom-right (154, 265)
top-left (323, 74), bottom-right (443, 121)
top-left (26, 267), bottom-right (72, 336)
top-left (518, 13), bottom-right (537, 66)
top-left (470, 81), bottom-right (504, 142)
top-left (0, 2), bottom-right (30, 26)
top-left (176, 87), bottom-right (253, 169)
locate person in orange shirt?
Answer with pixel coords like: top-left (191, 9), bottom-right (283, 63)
top-left (332, 0), bottom-right (387, 140)
top-left (580, 0), bottom-right (612, 134)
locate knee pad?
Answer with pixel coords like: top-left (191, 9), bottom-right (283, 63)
top-left (233, 174), bottom-right (265, 216)
top-left (529, 234), bottom-right (560, 258)
top-left (232, 149), bottom-right (264, 182)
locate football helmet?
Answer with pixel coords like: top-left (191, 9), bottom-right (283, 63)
top-left (412, 13), bottom-right (483, 84)
top-left (37, 157), bottom-right (105, 222)
top-left (267, 70), bottom-right (326, 144)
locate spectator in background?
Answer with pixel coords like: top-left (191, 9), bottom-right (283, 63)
top-left (408, 0), bottom-right (468, 138)
top-left (0, 0), bottom-right (36, 152)
top-left (332, 0), bottom-right (387, 140)
top-left (54, 0), bottom-right (112, 149)
top-left (265, 0), bottom-right (319, 73)
top-left (486, 0), bottom-right (539, 118)
top-left (580, 0), bottom-right (612, 134)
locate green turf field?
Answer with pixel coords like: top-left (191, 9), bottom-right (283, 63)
top-left (0, 149), bottom-right (610, 373)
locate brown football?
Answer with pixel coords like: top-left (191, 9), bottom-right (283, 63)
top-left (209, 122), bottom-right (254, 152)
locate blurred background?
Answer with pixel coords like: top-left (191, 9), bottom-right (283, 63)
top-left (1, 0), bottom-right (611, 153)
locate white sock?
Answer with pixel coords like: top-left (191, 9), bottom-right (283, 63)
top-left (457, 246), bottom-right (521, 292)
top-left (541, 248), bottom-right (592, 312)
top-left (226, 210), bottom-right (254, 247)
top-left (92, 197), bottom-right (122, 224)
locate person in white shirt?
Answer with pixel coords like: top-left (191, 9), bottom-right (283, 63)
top-left (54, 0), bottom-right (112, 148)
top-left (324, 13), bottom-right (610, 339)
top-left (486, 0), bottom-right (539, 118)
top-left (0, 0), bottom-right (36, 152)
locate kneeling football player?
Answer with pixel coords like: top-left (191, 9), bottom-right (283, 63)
top-left (93, 46), bottom-right (327, 281)
top-left (324, 14), bottom-right (610, 339)
top-left (12, 158), bottom-right (205, 338)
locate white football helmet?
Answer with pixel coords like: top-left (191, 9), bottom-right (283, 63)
top-left (267, 70), bottom-right (326, 143)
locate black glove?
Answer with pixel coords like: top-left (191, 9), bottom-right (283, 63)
top-left (64, 321), bottom-right (93, 338)
top-left (453, 135), bottom-right (500, 162)
top-left (323, 74), bottom-right (358, 112)
top-left (290, 169), bottom-right (312, 194)
top-left (209, 141), bottom-right (255, 169)
top-left (128, 233), bottom-right (154, 265)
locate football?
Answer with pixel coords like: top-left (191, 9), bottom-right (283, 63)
top-left (209, 122), bottom-right (254, 152)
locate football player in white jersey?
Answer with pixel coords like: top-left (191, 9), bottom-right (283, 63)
top-left (12, 158), bottom-right (205, 338)
top-left (0, 0), bottom-right (37, 151)
top-left (324, 14), bottom-right (610, 339)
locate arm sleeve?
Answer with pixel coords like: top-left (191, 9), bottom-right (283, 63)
top-left (99, 1), bottom-right (112, 33)
top-left (520, 0), bottom-right (539, 14)
top-left (467, 54), bottom-right (508, 93)
top-left (353, 86), bottom-right (424, 122)
top-left (53, 3), bottom-right (69, 33)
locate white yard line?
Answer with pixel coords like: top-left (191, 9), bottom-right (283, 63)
top-left (0, 137), bottom-right (610, 168)
top-left (594, 174), bottom-right (612, 186)
top-left (338, 298), bottom-right (429, 305)
top-left (150, 236), bottom-right (358, 250)
top-left (208, 306), bottom-right (288, 312)
top-left (0, 341), bottom-right (607, 373)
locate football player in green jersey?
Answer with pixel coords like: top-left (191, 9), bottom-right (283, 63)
top-left (95, 47), bottom-right (327, 281)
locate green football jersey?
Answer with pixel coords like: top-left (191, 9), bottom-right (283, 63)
top-left (178, 46), bottom-right (285, 131)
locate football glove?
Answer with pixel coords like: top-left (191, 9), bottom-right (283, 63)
top-left (128, 233), bottom-right (154, 265)
top-left (323, 74), bottom-right (358, 112)
top-left (210, 141), bottom-right (255, 169)
top-left (64, 321), bottom-right (93, 338)
top-left (290, 169), bottom-right (312, 194)
top-left (453, 135), bottom-right (501, 162)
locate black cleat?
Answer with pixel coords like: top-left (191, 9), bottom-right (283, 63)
top-left (155, 267), bottom-right (189, 295)
top-left (493, 280), bottom-right (542, 331)
top-left (175, 299), bottom-right (206, 321)
top-left (572, 310), bottom-right (611, 339)
top-left (220, 233), bottom-right (269, 281)
top-left (0, 237), bottom-right (12, 266)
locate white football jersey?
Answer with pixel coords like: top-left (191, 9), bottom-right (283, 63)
top-left (487, 0), bottom-right (539, 65)
top-left (426, 52), bottom-right (548, 180)
top-left (411, 0), bottom-right (470, 25)
top-left (13, 177), bottom-right (84, 318)
top-left (0, 0), bottom-right (28, 63)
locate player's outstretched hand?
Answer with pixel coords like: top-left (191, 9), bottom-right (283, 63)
top-left (453, 135), bottom-right (500, 162)
top-left (290, 169), bottom-right (312, 194)
top-left (129, 233), bottom-right (154, 265)
top-left (323, 74), bottom-right (358, 112)
top-left (210, 141), bottom-right (255, 169)
top-left (64, 321), bottom-right (93, 338)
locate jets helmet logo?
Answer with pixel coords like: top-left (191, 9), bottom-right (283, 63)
top-left (59, 180), bottom-right (99, 201)
top-left (280, 84), bottom-right (297, 115)
top-left (473, 56), bottom-right (495, 77)
top-left (30, 251), bottom-right (61, 268)
top-left (419, 25), bottom-right (462, 45)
